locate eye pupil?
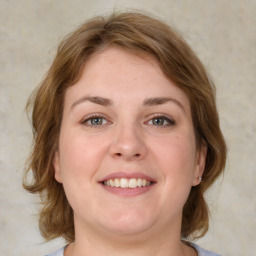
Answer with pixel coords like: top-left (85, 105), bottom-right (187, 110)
top-left (153, 118), bottom-right (164, 126)
top-left (91, 118), bottom-right (103, 125)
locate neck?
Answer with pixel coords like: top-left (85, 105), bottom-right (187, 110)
top-left (65, 218), bottom-right (195, 256)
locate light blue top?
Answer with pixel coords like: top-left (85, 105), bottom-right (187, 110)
top-left (45, 243), bottom-right (221, 256)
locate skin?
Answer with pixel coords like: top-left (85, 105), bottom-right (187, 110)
top-left (53, 47), bottom-right (207, 256)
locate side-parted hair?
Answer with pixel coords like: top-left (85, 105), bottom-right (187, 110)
top-left (23, 12), bottom-right (227, 242)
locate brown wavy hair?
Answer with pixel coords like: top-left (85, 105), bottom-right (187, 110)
top-left (23, 12), bottom-right (227, 242)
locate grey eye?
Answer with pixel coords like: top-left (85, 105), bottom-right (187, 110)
top-left (90, 117), bottom-right (104, 125)
top-left (152, 117), bottom-right (165, 126)
top-left (82, 116), bottom-right (108, 126)
top-left (149, 116), bottom-right (175, 126)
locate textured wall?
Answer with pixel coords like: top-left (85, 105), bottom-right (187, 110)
top-left (0, 1), bottom-right (255, 255)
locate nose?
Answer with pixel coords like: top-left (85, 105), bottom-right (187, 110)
top-left (109, 124), bottom-right (147, 161)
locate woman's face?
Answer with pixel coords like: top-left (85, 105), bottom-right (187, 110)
top-left (53, 47), bottom-right (206, 239)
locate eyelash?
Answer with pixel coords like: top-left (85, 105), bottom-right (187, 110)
top-left (81, 114), bottom-right (175, 128)
top-left (81, 114), bottom-right (110, 127)
top-left (146, 115), bottom-right (176, 127)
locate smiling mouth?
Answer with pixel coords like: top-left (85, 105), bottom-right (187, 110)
top-left (102, 178), bottom-right (153, 188)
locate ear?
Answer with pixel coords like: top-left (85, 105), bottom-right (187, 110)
top-left (52, 150), bottom-right (62, 183)
top-left (192, 141), bottom-right (207, 186)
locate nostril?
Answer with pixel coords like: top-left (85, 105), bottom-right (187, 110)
top-left (114, 152), bottom-right (141, 158)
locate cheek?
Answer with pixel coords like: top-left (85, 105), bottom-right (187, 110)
top-left (152, 134), bottom-right (197, 180)
top-left (58, 131), bottom-right (109, 180)
top-left (147, 134), bottom-right (197, 221)
top-left (57, 133), bottom-right (103, 206)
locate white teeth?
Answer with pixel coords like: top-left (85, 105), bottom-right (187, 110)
top-left (110, 179), bottom-right (115, 186)
top-left (120, 178), bottom-right (128, 188)
top-left (129, 178), bottom-right (137, 188)
top-left (103, 178), bottom-right (152, 188)
top-left (114, 178), bottom-right (120, 187)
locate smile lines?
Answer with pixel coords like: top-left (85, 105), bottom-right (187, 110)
top-left (103, 178), bottom-right (152, 188)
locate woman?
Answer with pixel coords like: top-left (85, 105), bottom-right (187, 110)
top-left (24, 12), bottom-right (226, 256)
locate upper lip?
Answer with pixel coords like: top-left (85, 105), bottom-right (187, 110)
top-left (98, 172), bottom-right (156, 183)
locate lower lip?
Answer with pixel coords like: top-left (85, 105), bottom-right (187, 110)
top-left (100, 184), bottom-right (155, 197)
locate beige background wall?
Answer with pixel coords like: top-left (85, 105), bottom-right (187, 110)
top-left (0, 1), bottom-right (255, 255)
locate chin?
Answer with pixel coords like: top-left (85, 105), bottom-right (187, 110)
top-left (103, 223), bottom-right (152, 238)
top-left (99, 210), bottom-right (154, 236)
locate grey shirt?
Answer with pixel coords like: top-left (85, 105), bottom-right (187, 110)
top-left (45, 243), bottom-right (221, 256)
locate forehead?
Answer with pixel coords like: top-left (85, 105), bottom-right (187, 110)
top-left (82, 47), bottom-right (162, 82)
top-left (64, 47), bottom-right (190, 111)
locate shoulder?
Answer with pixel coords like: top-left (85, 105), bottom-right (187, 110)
top-left (190, 243), bottom-right (222, 256)
top-left (45, 244), bottom-right (221, 256)
top-left (44, 247), bottom-right (65, 256)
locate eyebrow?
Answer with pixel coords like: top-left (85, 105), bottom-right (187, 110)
top-left (143, 97), bottom-right (185, 112)
top-left (71, 96), bottom-right (113, 110)
top-left (70, 96), bottom-right (185, 112)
